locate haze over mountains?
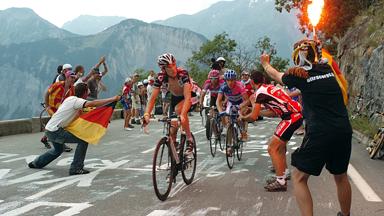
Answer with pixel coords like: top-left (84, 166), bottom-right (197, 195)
top-left (62, 15), bottom-right (127, 35)
top-left (0, 8), bottom-right (206, 120)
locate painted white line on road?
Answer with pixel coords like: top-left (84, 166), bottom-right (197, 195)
top-left (141, 147), bottom-right (156, 154)
top-left (0, 169), bottom-right (11, 179)
top-left (147, 210), bottom-right (168, 216)
top-left (348, 164), bottom-right (382, 202)
top-left (124, 168), bottom-right (152, 172)
top-left (193, 128), bottom-right (206, 134)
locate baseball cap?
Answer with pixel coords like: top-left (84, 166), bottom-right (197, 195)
top-left (216, 57), bottom-right (226, 62)
top-left (62, 64), bottom-right (72, 70)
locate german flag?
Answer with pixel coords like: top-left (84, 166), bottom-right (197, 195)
top-left (65, 102), bottom-right (116, 144)
top-left (322, 49), bottom-right (349, 105)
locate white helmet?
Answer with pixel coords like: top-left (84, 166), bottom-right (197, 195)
top-left (216, 57), bottom-right (226, 62)
top-left (157, 53), bottom-right (176, 67)
top-left (137, 81), bottom-right (144, 87)
top-left (143, 79), bottom-right (149, 85)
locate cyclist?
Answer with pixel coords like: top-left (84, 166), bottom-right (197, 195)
top-left (143, 53), bottom-right (195, 158)
top-left (199, 69), bottom-right (224, 109)
top-left (240, 71), bottom-right (303, 192)
top-left (261, 39), bottom-right (352, 216)
top-left (216, 69), bottom-right (249, 151)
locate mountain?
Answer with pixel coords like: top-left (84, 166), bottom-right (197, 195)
top-left (0, 19), bottom-right (207, 120)
top-left (155, 0), bottom-right (302, 58)
top-left (62, 15), bottom-right (127, 35)
top-left (0, 8), bottom-right (76, 45)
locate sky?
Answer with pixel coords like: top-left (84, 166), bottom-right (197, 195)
top-left (0, 0), bottom-right (227, 27)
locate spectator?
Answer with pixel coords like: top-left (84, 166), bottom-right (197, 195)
top-left (52, 65), bottom-right (63, 84)
top-left (29, 83), bottom-right (120, 175)
top-left (87, 56), bottom-right (108, 100)
top-left (55, 64), bottom-right (72, 83)
top-left (122, 77), bottom-right (134, 131)
top-left (147, 76), bottom-right (156, 118)
top-left (130, 73), bottom-right (141, 125)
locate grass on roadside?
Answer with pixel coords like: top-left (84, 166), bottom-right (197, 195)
top-left (350, 115), bottom-right (379, 138)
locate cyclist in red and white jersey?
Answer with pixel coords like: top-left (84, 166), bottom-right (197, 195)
top-left (143, 53), bottom-right (195, 157)
top-left (240, 71), bottom-right (303, 192)
top-left (199, 69), bottom-right (224, 108)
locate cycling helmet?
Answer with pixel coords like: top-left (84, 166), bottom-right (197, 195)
top-left (292, 39), bottom-right (322, 66)
top-left (224, 69), bottom-right (237, 80)
top-left (157, 53), bottom-right (176, 67)
top-left (216, 57), bottom-right (226, 62)
top-left (208, 69), bottom-right (220, 79)
top-left (143, 79), bottom-right (149, 85)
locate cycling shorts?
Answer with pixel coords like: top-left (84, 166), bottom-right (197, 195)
top-left (169, 92), bottom-right (196, 117)
top-left (291, 132), bottom-right (352, 176)
top-left (274, 113), bottom-right (303, 141)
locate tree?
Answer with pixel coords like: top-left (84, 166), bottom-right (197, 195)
top-left (253, 36), bottom-right (290, 72)
top-left (274, 0), bottom-right (376, 50)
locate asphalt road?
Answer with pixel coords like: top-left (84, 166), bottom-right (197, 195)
top-left (0, 114), bottom-right (383, 216)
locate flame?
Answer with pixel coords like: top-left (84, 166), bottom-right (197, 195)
top-left (307, 0), bottom-right (324, 27)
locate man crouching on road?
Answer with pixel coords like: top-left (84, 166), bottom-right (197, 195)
top-left (28, 83), bottom-right (120, 175)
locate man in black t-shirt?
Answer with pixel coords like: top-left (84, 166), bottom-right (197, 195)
top-left (260, 39), bottom-right (352, 216)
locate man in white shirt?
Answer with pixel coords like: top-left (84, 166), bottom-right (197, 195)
top-left (29, 83), bottom-right (120, 175)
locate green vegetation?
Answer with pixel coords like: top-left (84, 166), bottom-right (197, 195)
top-left (186, 33), bottom-right (289, 86)
top-left (350, 115), bottom-right (379, 138)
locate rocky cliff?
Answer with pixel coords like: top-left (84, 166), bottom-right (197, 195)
top-left (338, 1), bottom-right (384, 117)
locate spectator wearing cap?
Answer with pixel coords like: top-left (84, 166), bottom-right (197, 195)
top-left (122, 77), bottom-right (134, 131)
top-left (216, 57), bottom-right (228, 78)
top-left (147, 70), bottom-right (156, 81)
top-left (87, 56), bottom-right (108, 100)
top-left (138, 81), bottom-right (147, 119)
top-left (55, 64), bottom-right (72, 83)
top-left (130, 73), bottom-right (141, 125)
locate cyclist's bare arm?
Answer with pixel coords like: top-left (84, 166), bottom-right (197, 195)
top-left (260, 109), bottom-right (277, 117)
top-left (239, 93), bottom-right (250, 110)
top-left (199, 91), bottom-right (206, 106)
top-left (216, 93), bottom-right (224, 113)
top-left (181, 83), bottom-right (192, 116)
top-left (261, 54), bottom-right (284, 84)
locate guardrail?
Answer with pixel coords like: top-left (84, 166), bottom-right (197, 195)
top-left (0, 109), bottom-right (123, 137)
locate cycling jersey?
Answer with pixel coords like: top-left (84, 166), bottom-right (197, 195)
top-left (219, 81), bottom-right (246, 105)
top-left (202, 79), bottom-right (224, 98)
top-left (242, 79), bottom-right (254, 97)
top-left (253, 84), bottom-right (302, 120)
top-left (47, 81), bottom-right (75, 114)
top-left (153, 67), bottom-right (191, 97)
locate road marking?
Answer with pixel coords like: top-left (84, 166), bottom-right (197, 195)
top-left (193, 128), bottom-right (206, 134)
top-left (124, 168), bottom-right (152, 172)
top-left (348, 164), bottom-right (382, 202)
top-left (0, 169), bottom-right (11, 179)
top-left (1, 201), bottom-right (92, 216)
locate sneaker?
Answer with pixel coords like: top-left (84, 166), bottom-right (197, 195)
top-left (41, 137), bottom-right (51, 149)
top-left (28, 162), bottom-right (38, 169)
top-left (124, 127), bottom-right (132, 131)
top-left (128, 124), bottom-right (134, 128)
top-left (264, 179), bottom-right (287, 192)
top-left (265, 176), bottom-right (290, 184)
top-left (69, 168), bottom-right (90, 175)
top-left (131, 119), bottom-right (135, 124)
top-left (64, 144), bottom-right (73, 152)
top-left (135, 119), bottom-right (141, 125)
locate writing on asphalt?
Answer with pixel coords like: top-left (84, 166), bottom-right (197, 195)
top-left (0, 152), bottom-right (129, 216)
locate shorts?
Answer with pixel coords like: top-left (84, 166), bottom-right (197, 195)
top-left (225, 101), bottom-right (241, 115)
top-left (291, 132), bottom-right (352, 176)
top-left (274, 113), bottom-right (303, 141)
top-left (169, 92), bottom-right (196, 117)
top-left (121, 98), bottom-right (131, 110)
top-left (162, 92), bottom-right (171, 103)
top-left (209, 96), bottom-right (217, 108)
top-left (131, 96), bottom-right (140, 109)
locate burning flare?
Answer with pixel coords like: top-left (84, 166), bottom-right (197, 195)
top-left (307, 0), bottom-right (324, 26)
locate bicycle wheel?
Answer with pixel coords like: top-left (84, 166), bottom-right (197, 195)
top-left (369, 132), bottom-right (384, 159)
top-left (205, 115), bottom-right (211, 140)
top-left (226, 126), bottom-right (235, 169)
top-left (236, 127), bottom-right (243, 161)
top-left (181, 134), bottom-right (197, 185)
top-left (152, 137), bottom-right (174, 201)
top-left (39, 109), bottom-right (48, 132)
top-left (217, 120), bottom-right (225, 151)
top-left (209, 118), bottom-right (217, 157)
